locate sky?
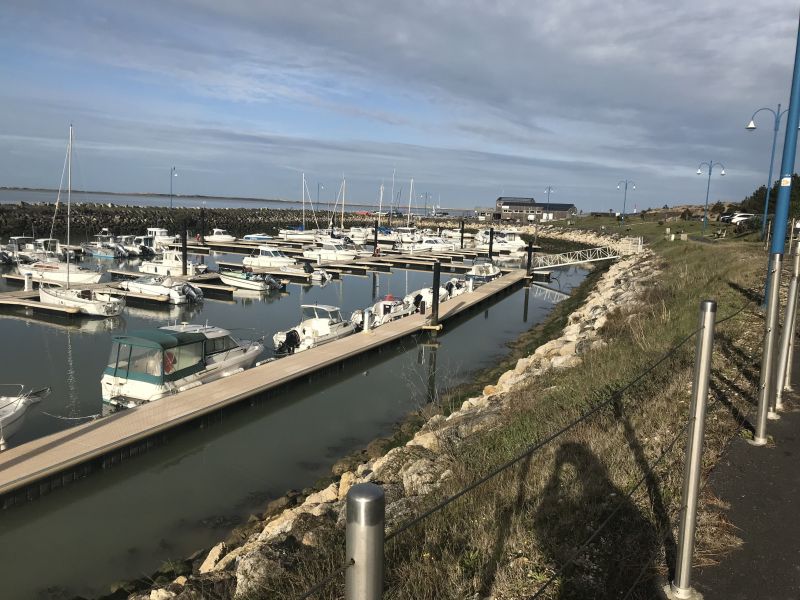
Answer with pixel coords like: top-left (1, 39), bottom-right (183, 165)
top-left (0, 1), bottom-right (799, 212)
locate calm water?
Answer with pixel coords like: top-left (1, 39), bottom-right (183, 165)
top-left (0, 254), bottom-right (585, 599)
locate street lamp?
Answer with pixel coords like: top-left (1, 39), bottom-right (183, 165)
top-left (543, 186), bottom-right (554, 222)
top-left (696, 161), bottom-right (725, 235)
top-left (745, 104), bottom-right (796, 240)
top-left (169, 166), bottom-right (178, 209)
top-left (616, 180), bottom-right (635, 227)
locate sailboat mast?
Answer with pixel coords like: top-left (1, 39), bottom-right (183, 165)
top-left (390, 169), bottom-right (395, 227)
top-left (407, 178), bottom-right (413, 227)
top-left (301, 172), bottom-right (306, 230)
top-left (341, 177), bottom-right (345, 230)
top-left (378, 183), bottom-right (384, 228)
top-left (67, 124), bottom-right (72, 289)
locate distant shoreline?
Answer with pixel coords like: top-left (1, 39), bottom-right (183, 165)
top-left (0, 187), bottom-right (383, 210)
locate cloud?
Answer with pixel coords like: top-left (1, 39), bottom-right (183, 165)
top-left (0, 0), bottom-right (797, 208)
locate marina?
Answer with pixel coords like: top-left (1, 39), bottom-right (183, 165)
top-left (0, 252), bottom-right (586, 599)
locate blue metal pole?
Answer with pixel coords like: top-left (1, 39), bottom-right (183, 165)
top-left (703, 163), bottom-right (712, 235)
top-left (761, 105), bottom-right (782, 240)
top-left (754, 8), bottom-right (800, 446)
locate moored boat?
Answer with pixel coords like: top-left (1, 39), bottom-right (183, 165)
top-left (39, 284), bottom-right (125, 317)
top-left (351, 294), bottom-right (415, 330)
top-left (218, 269), bottom-right (285, 292)
top-left (0, 385), bottom-right (50, 443)
top-left (139, 250), bottom-right (208, 277)
top-left (101, 324), bottom-right (264, 408)
top-left (205, 228), bottom-right (237, 243)
top-left (118, 275), bottom-right (203, 304)
top-left (465, 258), bottom-right (502, 285)
top-left (242, 245), bottom-right (297, 269)
top-left (273, 304), bottom-right (356, 355)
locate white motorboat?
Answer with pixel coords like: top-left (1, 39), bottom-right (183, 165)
top-left (218, 269), bottom-right (285, 292)
top-left (139, 250), bottom-right (208, 277)
top-left (277, 227), bottom-right (318, 242)
top-left (443, 277), bottom-right (469, 299)
top-left (0, 385), bottom-right (50, 442)
top-left (351, 294), bottom-right (415, 330)
top-left (39, 284), bottom-right (125, 317)
top-left (279, 263), bottom-right (333, 284)
top-left (83, 228), bottom-right (127, 259)
top-left (474, 229), bottom-right (528, 252)
top-left (394, 226), bottom-right (422, 243)
top-left (465, 258), bottom-right (502, 285)
top-left (7, 236), bottom-right (36, 263)
top-left (420, 236), bottom-right (457, 252)
top-left (302, 242), bottom-right (358, 263)
top-left (243, 233), bottom-right (273, 242)
top-left (101, 324), bottom-right (264, 408)
top-left (118, 275), bottom-right (203, 304)
top-left (118, 235), bottom-right (156, 257)
top-left (273, 304), bottom-right (356, 355)
top-left (146, 227), bottom-right (178, 252)
top-left (205, 228), bottom-right (237, 243)
top-left (242, 245), bottom-right (297, 269)
top-left (403, 286), bottom-right (450, 312)
top-left (393, 241), bottom-right (433, 254)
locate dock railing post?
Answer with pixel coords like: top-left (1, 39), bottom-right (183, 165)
top-left (181, 221), bottom-right (188, 277)
top-left (667, 299), bottom-right (716, 600)
top-left (489, 227), bottom-right (494, 260)
top-left (460, 219), bottom-right (465, 250)
top-left (775, 246), bottom-right (800, 410)
top-left (526, 241), bottom-right (533, 274)
top-left (23, 272), bottom-right (32, 292)
top-left (431, 260), bottom-right (441, 326)
top-left (346, 483), bottom-right (384, 600)
top-left (754, 253), bottom-right (783, 444)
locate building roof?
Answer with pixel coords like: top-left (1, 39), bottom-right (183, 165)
top-left (543, 203), bottom-right (578, 212)
top-left (497, 196), bottom-right (536, 205)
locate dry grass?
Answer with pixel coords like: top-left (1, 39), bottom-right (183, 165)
top-left (249, 238), bottom-right (766, 600)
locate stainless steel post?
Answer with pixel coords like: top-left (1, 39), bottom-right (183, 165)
top-left (753, 253), bottom-right (783, 445)
top-left (785, 282), bottom-right (799, 392)
top-left (668, 300), bottom-right (716, 600)
top-left (346, 483), bottom-right (384, 600)
top-left (775, 248), bottom-right (800, 410)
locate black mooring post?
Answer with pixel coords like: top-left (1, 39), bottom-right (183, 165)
top-left (523, 286), bottom-right (530, 322)
top-left (426, 343), bottom-right (438, 404)
top-left (431, 260), bottom-right (441, 326)
top-left (489, 227), bottom-right (494, 260)
top-left (181, 221), bottom-right (188, 276)
top-left (199, 207), bottom-right (206, 245)
top-left (526, 241), bottom-right (533, 274)
top-left (460, 219), bottom-right (465, 249)
top-left (373, 218), bottom-right (379, 253)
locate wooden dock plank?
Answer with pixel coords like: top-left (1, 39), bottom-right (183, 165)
top-left (0, 270), bottom-right (527, 497)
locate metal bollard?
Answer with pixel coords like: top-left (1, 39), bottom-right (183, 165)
top-left (785, 283), bottom-right (799, 392)
top-left (774, 248), bottom-right (800, 411)
top-left (667, 300), bottom-right (716, 600)
top-left (363, 309), bottom-right (372, 333)
top-left (753, 253), bottom-right (783, 444)
top-left (488, 227), bottom-right (494, 260)
top-left (346, 483), bottom-right (384, 600)
top-left (526, 241), bottom-right (533, 274)
top-left (23, 272), bottom-right (32, 291)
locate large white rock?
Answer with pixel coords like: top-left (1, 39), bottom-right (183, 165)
top-left (150, 590), bottom-right (176, 600)
top-left (198, 542), bottom-right (227, 574)
top-left (304, 482), bottom-right (339, 505)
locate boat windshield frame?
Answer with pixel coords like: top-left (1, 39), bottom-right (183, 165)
top-left (104, 331), bottom-right (207, 384)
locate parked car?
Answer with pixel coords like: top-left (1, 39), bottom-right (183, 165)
top-left (731, 212), bottom-right (755, 225)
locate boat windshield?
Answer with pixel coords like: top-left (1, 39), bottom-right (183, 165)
top-left (105, 340), bottom-right (205, 382)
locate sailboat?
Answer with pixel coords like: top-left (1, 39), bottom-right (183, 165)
top-left (37, 126), bottom-right (125, 317)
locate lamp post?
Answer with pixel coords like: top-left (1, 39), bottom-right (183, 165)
top-left (696, 161), bottom-right (725, 235)
top-left (169, 166), bottom-right (178, 209)
top-left (746, 104), bottom-right (792, 240)
top-left (616, 180), bottom-right (635, 227)
top-left (543, 186), bottom-right (554, 222)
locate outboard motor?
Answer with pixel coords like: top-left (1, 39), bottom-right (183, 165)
top-left (302, 262), bottom-right (315, 274)
top-left (276, 329), bottom-right (301, 355)
top-left (412, 293), bottom-right (424, 311)
top-left (445, 281), bottom-right (454, 296)
top-left (0, 251), bottom-right (11, 265)
top-left (115, 244), bottom-right (129, 258)
top-left (181, 283), bottom-right (204, 303)
top-left (264, 274), bottom-right (283, 291)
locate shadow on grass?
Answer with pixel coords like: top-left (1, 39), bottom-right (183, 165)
top-left (727, 281), bottom-right (764, 307)
top-left (531, 442), bottom-right (661, 599)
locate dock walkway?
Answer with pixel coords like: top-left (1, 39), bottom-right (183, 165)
top-left (0, 270), bottom-right (528, 501)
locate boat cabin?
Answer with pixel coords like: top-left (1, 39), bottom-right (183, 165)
top-left (8, 236), bottom-right (34, 252)
top-left (255, 246), bottom-right (289, 258)
top-left (105, 327), bottom-right (241, 384)
top-left (133, 235), bottom-right (156, 249)
top-left (210, 228), bottom-right (232, 236)
top-left (301, 304), bottom-right (344, 324)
